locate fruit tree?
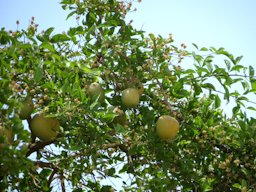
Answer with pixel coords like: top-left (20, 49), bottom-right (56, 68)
top-left (0, 0), bottom-right (255, 191)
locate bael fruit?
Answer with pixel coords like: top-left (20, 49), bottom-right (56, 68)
top-left (156, 115), bottom-right (179, 140)
top-left (121, 88), bottom-right (140, 108)
top-left (88, 82), bottom-right (105, 103)
top-left (18, 96), bottom-right (34, 120)
top-left (30, 114), bottom-right (60, 141)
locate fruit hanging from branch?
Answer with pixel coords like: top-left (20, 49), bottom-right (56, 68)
top-left (121, 88), bottom-right (140, 108)
top-left (30, 114), bottom-right (60, 141)
top-left (87, 82), bottom-right (105, 103)
top-left (156, 115), bottom-right (179, 140)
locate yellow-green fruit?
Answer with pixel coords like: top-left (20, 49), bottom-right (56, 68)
top-left (0, 127), bottom-right (14, 148)
top-left (18, 96), bottom-right (34, 120)
top-left (30, 114), bottom-right (60, 141)
top-left (156, 115), bottom-right (179, 140)
top-left (121, 88), bottom-right (140, 108)
top-left (88, 83), bottom-right (105, 103)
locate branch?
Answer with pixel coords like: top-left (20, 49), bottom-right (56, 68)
top-left (34, 161), bottom-right (59, 170)
top-left (59, 172), bottom-right (66, 192)
top-left (48, 169), bottom-right (57, 189)
top-left (26, 139), bottom-right (56, 157)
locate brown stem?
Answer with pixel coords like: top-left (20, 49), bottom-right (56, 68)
top-left (60, 172), bottom-right (66, 192)
top-left (48, 169), bottom-right (57, 188)
top-left (34, 161), bottom-right (59, 170)
top-left (26, 139), bottom-right (56, 157)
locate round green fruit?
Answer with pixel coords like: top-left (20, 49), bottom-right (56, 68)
top-left (121, 88), bottom-right (140, 108)
top-left (156, 115), bottom-right (179, 140)
top-left (30, 114), bottom-right (60, 141)
top-left (18, 96), bottom-right (34, 120)
top-left (88, 82), bottom-right (105, 103)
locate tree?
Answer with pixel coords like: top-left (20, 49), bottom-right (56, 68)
top-left (0, 0), bottom-right (255, 191)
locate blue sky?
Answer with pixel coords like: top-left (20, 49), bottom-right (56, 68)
top-left (1, 0), bottom-right (255, 66)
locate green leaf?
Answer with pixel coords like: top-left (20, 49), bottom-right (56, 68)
top-left (224, 59), bottom-right (231, 71)
top-left (201, 83), bottom-right (215, 90)
top-left (200, 47), bottom-right (208, 51)
top-left (184, 69), bottom-right (195, 74)
top-left (250, 79), bottom-right (256, 91)
top-left (247, 106), bottom-right (256, 111)
top-left (215, 47), bottom-right (235, 63)
top-left (197, 67), bottom-right (209, 76)
top-left (203, 55), bottom-right (213, 68)
top-left (241, 81), bottom-right (250, 94)
top-left (232, 183), bottom-right (241, 189)
top-left (192, 43), bottom-right (198, 49)
top-left (51, 34), bottom-right (70, 43)
top-left (192, 52), bottom-right (203, 63)
top-left (249, 65), bottom-right (254, 80)
top-left (34, 66), bottom-right (43, 82)
top-left (66, 10), bottom-right (76, 20)
top-left (43, 27), bottom-right (55, 39)
top-left (86, 25), bottom-right (96, 41)
top-left (206, 62), bottom-right (213, 72)
top-left (0, 28), bottom-right (12, 44)
top-left (232, 105), bottom-right (240, 115)
top-left (193, 83), bottom-right (202, 95)
top-left (223, 85), bottom-right (230, 102)
top-left (235, 56), bottom-right (243, 65)
top-left (237, 96), bottom-right (248, 102)
top-left (149, 33), bottom-right (155, 40)
top-left (214, 94), bottom-right (221, 108)
top-left (86, 12), bottom-right (96, 27)
top-left (40, 42), bottom-right (55, 52)
top-left (231, 65), bottom-right (244, 72)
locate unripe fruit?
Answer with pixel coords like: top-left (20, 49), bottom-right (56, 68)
top-left (88, 83), bottom-right (105, 103)
top-left (156, 115), bottom-right (179, 140)
top-left (121, 88), bottom-right (140, 108)
top-left (30, 114), bottom-right (60, 141)
top-left (18, 96), bottom-right (34, 119)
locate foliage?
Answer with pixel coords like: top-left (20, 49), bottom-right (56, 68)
top-left (0, 0), bottom-right (255, 191)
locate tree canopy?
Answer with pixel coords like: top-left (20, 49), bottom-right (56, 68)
top-left (0, 0), bottom-right (255, 191)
